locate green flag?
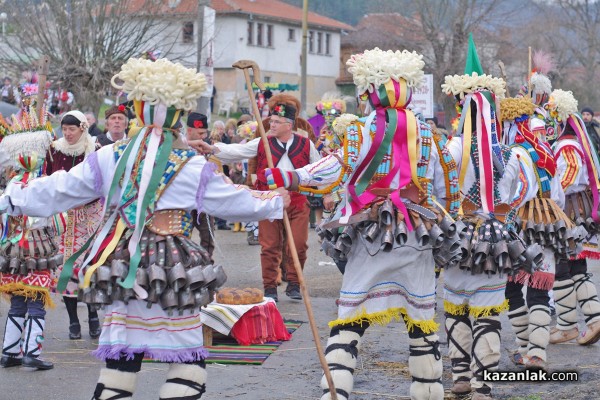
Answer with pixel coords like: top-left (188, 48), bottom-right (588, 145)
top-left (464, 33), bottom-right (484, 75)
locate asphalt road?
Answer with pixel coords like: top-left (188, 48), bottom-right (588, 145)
top-left (0, 229), bottom-right (598, 400)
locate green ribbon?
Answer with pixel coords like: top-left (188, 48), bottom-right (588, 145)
top-left (355, 109), bottom-right (398, 196)
top-left (118, 131), bottom-right (174, 289)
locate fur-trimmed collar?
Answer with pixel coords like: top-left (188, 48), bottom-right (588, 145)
top-left (52, 133), bottom-right (96, 156)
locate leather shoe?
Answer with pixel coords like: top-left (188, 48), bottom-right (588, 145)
top-left (217, 225), bottom-right (231, 230)
top-left (264, 287), bottom-right (278, 303)
top-left (22, 356), bottom-right (54, 370)
top-left (577, 320), bottom-right (600, 345)
top-left (285, 283), bottom-right (302, 300)
top-left (0, 356), bottom-right (22, 368)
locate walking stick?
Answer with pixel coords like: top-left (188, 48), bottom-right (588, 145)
top-left (233, 59), bottom-right (338, 400)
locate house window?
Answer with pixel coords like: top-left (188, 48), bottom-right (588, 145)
top-left (317, 32), bottom-right (323, 54)
top-left (325, 33), bottom-right (331, 55)
top-left (182, 22), bottom-right (194, 43)
top-left (267, 24), bottom-right (273, 47)
top-left (247, 21), bottom-right (254, 45)
top-left (264, 76), bottom-right (271, 83)
top-left (308, 30), bottom-right (314, 53)
top-left (257, 23), bottom-right (263, 46)
top-left (288, 28), bottom-right (295, 41)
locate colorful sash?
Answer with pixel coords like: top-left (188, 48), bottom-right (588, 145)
top-left (568, 115), bottom-right (600, 222)
top-left (343, 79), bottom-right (421, 229)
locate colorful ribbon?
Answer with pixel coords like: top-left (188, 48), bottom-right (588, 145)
top-left (569, 115), bottom-right (600, 222)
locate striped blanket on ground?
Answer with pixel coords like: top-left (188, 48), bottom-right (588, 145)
top-left (200, 298), bottom-right (275, 335)
top-left (205, 320), bottom-right (303, 365)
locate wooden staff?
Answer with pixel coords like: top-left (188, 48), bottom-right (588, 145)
top-left (36, 55), bottom-right (50, 121)
top-left (232, 59), bottom-right (338, 400)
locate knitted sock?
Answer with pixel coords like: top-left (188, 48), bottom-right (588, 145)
top-left (159, 363), bottom-right (207, 399)
top-left (553, 278), bottom-right (577, 330)
top-left (573, 273), bottom-right (600, 325)
top-left (408, 333), bottom-right (444, 400)
top-left (527, 305), bottom-right (551, 361)
top-left (92, 368), bottom-right (137, 400)
top-left (507, 305), bottom-right (529, 356)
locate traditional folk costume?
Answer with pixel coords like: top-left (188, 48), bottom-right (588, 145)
top-left (500, 95), bottom-right (578, 369)
top-left (546, 89), bottom-right (600, 346)
top-left (268, 48), bottom-right (452, 400)
top-left (0, 108), bottom-right (61, 370)
top-left (441, 35), bottom-right (533, 399)
top-left (0, 58), bottom-right (285, 399)
top-left (213, 94), bottom-right (320, 302)
top-left (47, 110), bottom-right (103, 340)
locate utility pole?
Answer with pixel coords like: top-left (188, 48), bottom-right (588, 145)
top-left (300, 0), bottom-right (308, 118)
top-left (196, 0), bottom-right (210, 114)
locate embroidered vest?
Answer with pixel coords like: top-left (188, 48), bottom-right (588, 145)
top-left (255, 135), bottom-right (311, 208)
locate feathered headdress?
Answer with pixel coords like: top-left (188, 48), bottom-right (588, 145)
top-left (0, 106), bottom-right (53, 169)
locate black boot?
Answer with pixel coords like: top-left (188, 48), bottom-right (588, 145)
top-left (89, 318), bottom-right (101, 339)
top-left (69, 322), bottom-right (82, 340)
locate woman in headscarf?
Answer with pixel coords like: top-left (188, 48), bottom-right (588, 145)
top-left (46, 110), bottom-right (102, 340)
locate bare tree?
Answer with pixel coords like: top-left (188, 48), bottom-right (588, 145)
top-left (538, 0), bottom-right (600, 109)
top-left (0, 0), bottom-right (190, 110)
top-left (408, 0), bottom-right (522, 120)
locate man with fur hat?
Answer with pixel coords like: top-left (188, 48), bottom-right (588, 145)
top-left (191, 93), bottom-right (320, 302)
top-left (96, 104), bottom-right (129, 146)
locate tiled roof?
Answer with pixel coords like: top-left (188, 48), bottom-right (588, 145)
top-left (127, 0), bottom-right (353, 31)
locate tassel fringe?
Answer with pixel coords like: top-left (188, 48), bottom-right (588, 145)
top-left (0, 283), bottom-right (55, 308)
top-left (329, 306), bottom-right (439, 334)
top-left (444, 299), bottom-right (509, 318)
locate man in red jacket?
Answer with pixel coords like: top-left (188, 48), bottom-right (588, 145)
top-left (191, 94), bottom-right (320, 301)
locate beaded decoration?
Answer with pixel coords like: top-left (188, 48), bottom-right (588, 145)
top-left (432, 132), bottom-right (461, 217)
top-left (113, 142), bottom-right (196, 225)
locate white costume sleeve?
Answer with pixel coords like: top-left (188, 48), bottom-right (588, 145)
top-left (214, 137), bottom-right (260, 163)
top-left (201, 172), bottom-right (283, 221)
top-left (550, 171), bottom-right (565, 209)
top-left (498, 152), bottom-right (521, 205)
top-left (0, 144), bottom-right (284, 223)
top-left (295, 150), bottom-right (344, 188)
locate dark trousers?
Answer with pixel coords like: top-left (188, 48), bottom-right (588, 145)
top-left (9, 295), bottom-right (46, 318)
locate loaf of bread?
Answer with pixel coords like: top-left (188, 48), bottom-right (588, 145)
top-left (216, 287), bottom-right (264, 305)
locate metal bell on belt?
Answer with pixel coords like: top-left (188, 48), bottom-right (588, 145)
top-left (168, 262), bottom-right (188, 293)
top-left (160, 287), bottom-right (179, 316)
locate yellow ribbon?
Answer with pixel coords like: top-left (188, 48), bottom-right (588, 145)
top-left (406, 111), bottom-right (423, 191)
top-left (459, 105), bottom-right (472, 188)
top-left (82, 219), bottom-right (127, 289)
